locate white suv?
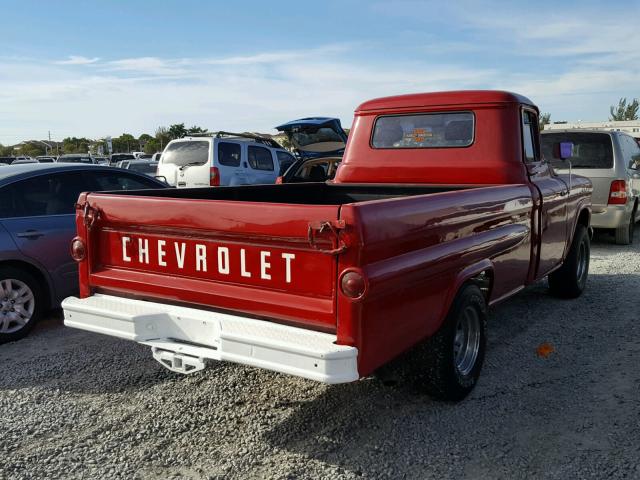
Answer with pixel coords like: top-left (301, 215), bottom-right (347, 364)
top-left (157, 133), bottom-right (296, 188)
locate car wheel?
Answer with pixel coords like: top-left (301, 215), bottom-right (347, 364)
top-left (549, 224), bottom-right (590, 298)
top-left (614, 210), bottom-right (635, 245)
top-left (415, 284), bottom-right (487, 401)
top-left (0, 267), bottom-right (43, 344)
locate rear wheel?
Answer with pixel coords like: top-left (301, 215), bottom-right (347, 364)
top-left (0, 267), bottom-right (43, 344)
top-left (417, 284), bottom-right (487, 401)
top-left (614, 210), bottom-right (635, 245)
top-left (549, 224), bottom-right (590, 298)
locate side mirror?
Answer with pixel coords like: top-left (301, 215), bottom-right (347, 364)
top-left (155, 175), bottom-right (168, 184)
top-left (558, 142), bottom-right (574, 160)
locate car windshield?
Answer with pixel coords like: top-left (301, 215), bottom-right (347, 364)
top-left (541, 132), bottom-right (614, 169)
top-left (128, 162), bottom-right (158, 174)
top-left (162, 141), bottom-right (209, 167)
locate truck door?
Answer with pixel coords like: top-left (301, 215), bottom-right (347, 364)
top-left (522, 109), bottom-right (569, 277)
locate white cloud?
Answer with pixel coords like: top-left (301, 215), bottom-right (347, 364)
top-left (2, 2), bottom-right (638, 147)
top-left (54, 55), bottom-right (100, 65)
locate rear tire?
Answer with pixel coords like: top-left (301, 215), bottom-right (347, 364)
top-left (0, 267), bottom-right (44, 344)
top-left (416, 284), bottom-right (488, 401)
top-left (549, 224), bottom-right (590, 298)
top-left (614, 210), bottom-right (635, 245)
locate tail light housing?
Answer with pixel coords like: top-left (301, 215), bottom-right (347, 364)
top-left (70, 237), bottom-right (86, 262)
top-left (340, 269), bottom-right (367, 300)
top-left (608, 180), bottom-right (627, 205)
top-left (210, 167), bottom-right (220, 186)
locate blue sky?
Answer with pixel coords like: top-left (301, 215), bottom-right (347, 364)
top-left (1, 0), bottom-right (638, 144)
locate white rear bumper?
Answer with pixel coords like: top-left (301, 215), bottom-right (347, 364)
top-left (62, 294), bottom-right (359, 384)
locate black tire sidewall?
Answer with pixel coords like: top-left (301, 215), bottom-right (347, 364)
top-left (446, 285), bottom-right (488, 392)
top-left (0, 266), bottom-right (44, 344)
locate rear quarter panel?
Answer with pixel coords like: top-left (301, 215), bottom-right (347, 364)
top-left (337, 185), bottom-right (534, 375)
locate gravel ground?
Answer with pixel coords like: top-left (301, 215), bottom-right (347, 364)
top-left (1, 230), bottom-right (639, 480)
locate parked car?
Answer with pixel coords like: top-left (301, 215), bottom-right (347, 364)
top-left (275, 117), bottom-right (348, 161)
top-left (115, 160), bottom-right (131, 169)
top-left (94, 156), bottom-right (110, 165)
top-left (542, 130), bottom-right (640, 244)
top-left (156, 133), bottom-right (292, 187)
top-left (277, 157), bottom-right (342, 183)
top-left (124, 159), bottom-right (158, 177)
top-left (136, 154), bottom-right (154, 160)
top-left (0, 164), bottom-right (169, 344)
top-left (57, 154), bottom-right (95, 164)
top-left (63, 91), bottom-right (592, 401)
top-left (0, 157), bottom-right (15, 165)
top-left (132, 151), bottom-right (145, 159)
top-left (11, 158), bottom-right (38, 165)
top-left (274, 117), bottom-right (348, 183)
top-left (109, 153), bottom-right (136, 166)
top-left (35, 156), bottom-right (56, 163)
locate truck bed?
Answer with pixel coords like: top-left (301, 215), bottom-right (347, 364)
top-left (107, 182), bottom-right (470, 204)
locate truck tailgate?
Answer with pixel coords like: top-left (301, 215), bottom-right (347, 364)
top-left (77, 193), bottom-right (341, 331)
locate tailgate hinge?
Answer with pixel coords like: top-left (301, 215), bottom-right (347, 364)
top-left (307, 220), bottom-right (348, 255)
top-left (75, 200), bottom-right (101, 230)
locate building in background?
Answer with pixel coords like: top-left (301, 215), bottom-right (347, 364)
top-left (546, 120), bottom-right (640, 138)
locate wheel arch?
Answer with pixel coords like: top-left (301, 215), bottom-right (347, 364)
top-left (439, 260), bottom-right (494, 332)
top-left (0, 259), bottom-right (53, 308)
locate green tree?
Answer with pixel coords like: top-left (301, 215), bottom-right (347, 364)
top-left (168, 123), bottom-right (187, 139)
top-left (62, 137), bottom-right (92, 154)
top-left (155, 126), bottom-right (171, 150)
top-left (0, 144), bottom-right (13, 156)
top-left (610, 98), bottom-right (639, 121)
top-left (111, 133), bottom-right (136, 153)
top-left (186, 125), bottom-right (208, 135)
top-left (143, 138), bottom-right (161, 154)
top-left (539, 112), bottom-right (551, 131)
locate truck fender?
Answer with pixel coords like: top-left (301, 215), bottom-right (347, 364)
top-left (438, 259), bottom-right (494, 331)
top-left (564, 202), bottom-right (591, 260)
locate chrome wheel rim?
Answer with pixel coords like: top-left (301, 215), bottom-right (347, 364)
top-left (576, 241), bottom-right (588, 286)
top-left (0, 279), bottom-right (35, 334)
top-left (453, 306), bottom-right (481, 377)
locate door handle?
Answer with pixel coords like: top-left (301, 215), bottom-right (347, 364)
top-left (16, 230), bottom-right (44, 239)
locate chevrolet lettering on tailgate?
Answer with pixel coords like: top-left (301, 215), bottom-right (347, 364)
top-left (121, 236), bottom-right (296, 283)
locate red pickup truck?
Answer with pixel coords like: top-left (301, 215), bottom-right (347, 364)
top-left (63, 91), bottom-right (592, 401)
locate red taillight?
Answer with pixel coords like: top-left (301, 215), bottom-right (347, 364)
top-left (608, 180), bottom-right (627, 205)
top-left (340, 270), bottom-right (367, 300)
top-left (210, 167), bottom-right (220, 186)
top-left (70, 237), bottom-right (86, 262)
top-left (275, 176), bottom-right (283, 184)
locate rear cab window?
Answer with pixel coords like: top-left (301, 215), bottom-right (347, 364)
top-left (541, 132), bottom-right (614, 169)
top-left (162, 141), bottom-right (210, 167)
top-left (371, 112), bottom-right (474, 148)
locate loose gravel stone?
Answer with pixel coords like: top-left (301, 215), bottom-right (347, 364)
top-left (0, 231), bottom-right (638, 479)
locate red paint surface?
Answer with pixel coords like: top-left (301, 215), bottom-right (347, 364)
top-left (75, 91), bottom-right (592, 378)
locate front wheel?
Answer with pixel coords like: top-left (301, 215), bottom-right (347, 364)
top-left (0, 267), bottom-right (43, 344)
top-left (549, 224), bottom-right (590, 298)
top-left (418, 284), bottom-right (488, 401)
